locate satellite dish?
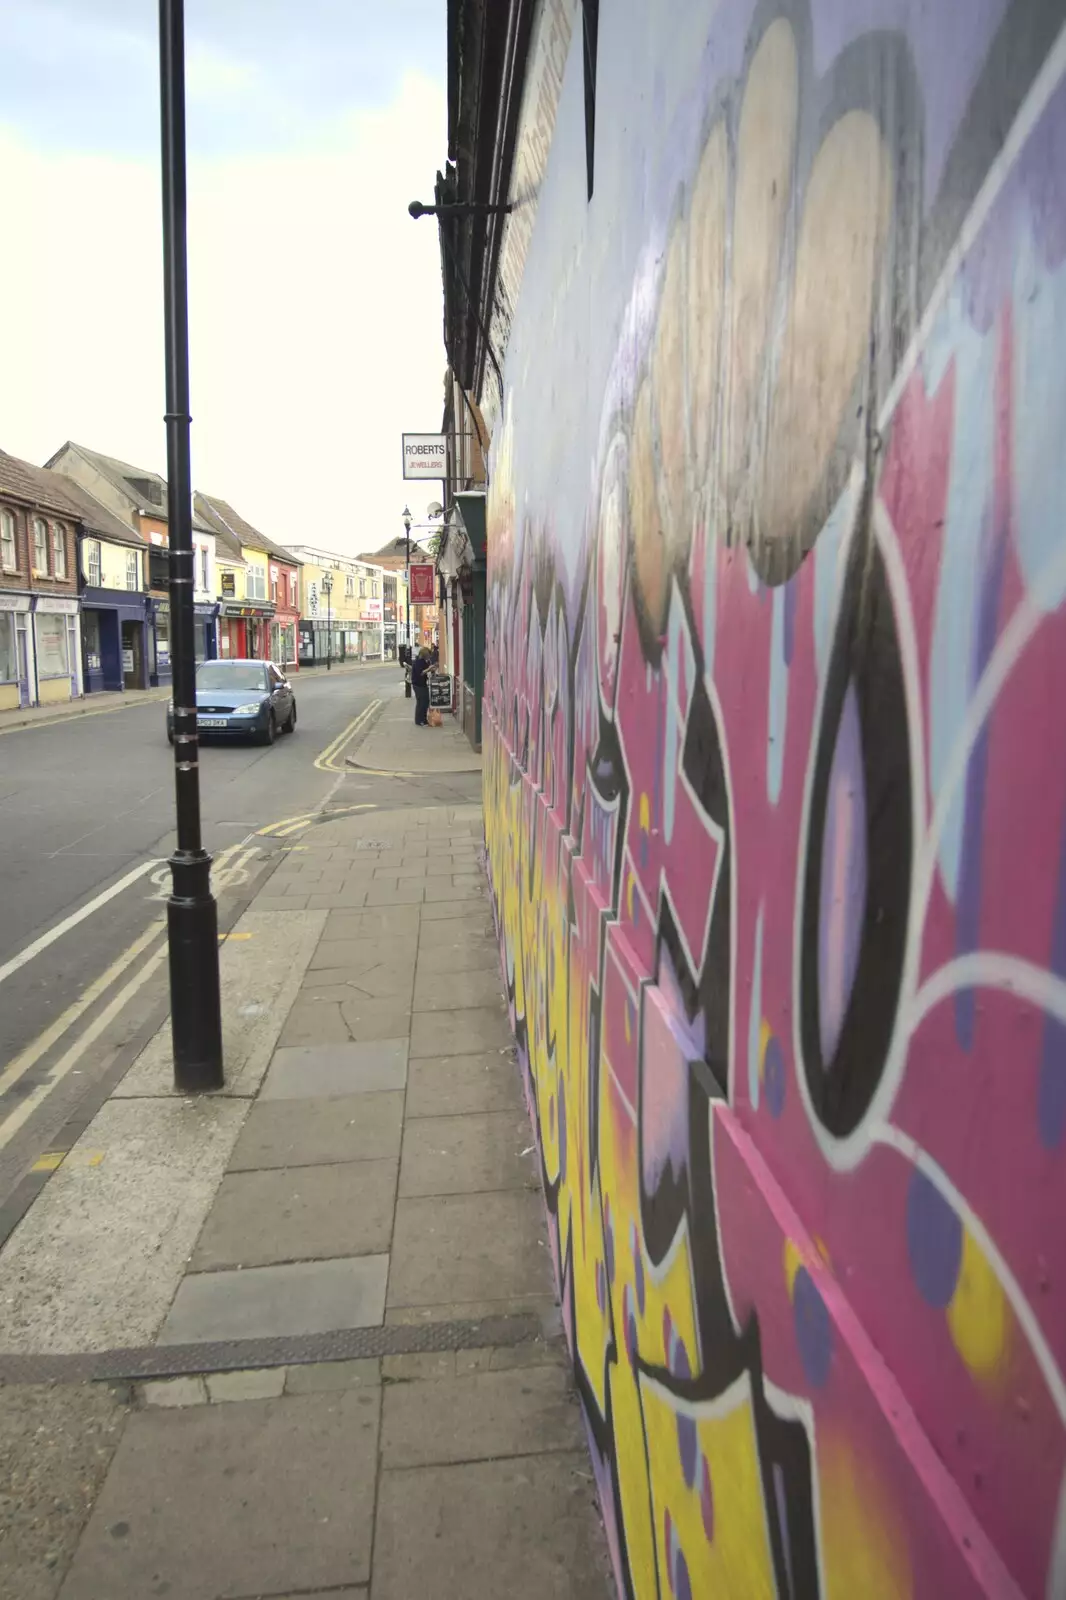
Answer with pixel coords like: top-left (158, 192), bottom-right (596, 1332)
top-left (426, 501), bottom-right (444, 519)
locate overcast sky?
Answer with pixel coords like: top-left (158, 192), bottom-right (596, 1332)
top-left (0, 0), bottom-right (448, 556)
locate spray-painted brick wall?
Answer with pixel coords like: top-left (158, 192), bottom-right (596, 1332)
top-left (482, 2), bottom-right (1066, 1595)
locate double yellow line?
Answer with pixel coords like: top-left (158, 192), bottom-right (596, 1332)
top-left (313, 699), bottom-right (382, 773)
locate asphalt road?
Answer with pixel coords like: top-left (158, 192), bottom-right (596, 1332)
top-left (0, 663), bottom-right (397, 1074)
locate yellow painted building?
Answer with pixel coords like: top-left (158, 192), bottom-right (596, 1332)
top-left (287, 545), bottom-right (385, 665)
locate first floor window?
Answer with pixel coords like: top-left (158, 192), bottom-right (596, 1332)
top-left (126, 549), bottom-right (139, 589)
top-left (52, 523), bottom-right (67, 579)
top-left (33, 518), bottom-right (49, 574)
top-left (87, 541), bottom-right (101, 587)
top-left (36, 614), bottom-right (69, 677)
top-left (200, 546), bottom-right (209, 592)
top-left (289, 573), bottom-right (297, 606)
top-left (0, 613), bottom-right (15, 681)
top-left (1, 510), bottom-right (15, 572)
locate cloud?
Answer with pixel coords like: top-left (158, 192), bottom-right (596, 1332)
top-left (0, 67), bottom-right (449, 557)
top-left (0, 0), bottom-right (445, 158)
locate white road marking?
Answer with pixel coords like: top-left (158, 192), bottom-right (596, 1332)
top-left (0, 860), bottom-right (162, 988)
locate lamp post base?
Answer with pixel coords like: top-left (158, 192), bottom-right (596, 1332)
top-left (167, 849), bottom-right (224, 1093)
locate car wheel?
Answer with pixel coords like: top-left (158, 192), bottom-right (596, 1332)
top-left (284, 701), bottom-right (297, 734)
top-left (259, 712), bottom-right (276, 746)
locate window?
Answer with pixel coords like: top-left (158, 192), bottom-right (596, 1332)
top-left (372, 580), bottom-right (379, 598)
top-left (289, 573), bottom-right (297, 606)
top-left (126, 549), bottom-right (139, 590)
top-left (156, 613), bottom-right (170, 665)
top-left (345, 574), bottom-right (354, 598)
top-left (246, 565), bottom-right (267, 601)
top-left (36, 613), bottom-right (69, 677)
top-left (0, 613), bottom-right (15, 681)
top-left (87, 541), bottom-right (101, 587)
top-left (200, 546), bottom-right (209, 592)
top-left (52, 523), bottom-right (67, 579)
top-left (271, 574), bottom-right (278, 604)
top-left (33, 518), bottom-right (49, 574)
top-left (1, 510), bottom-right (15, 572)
top-left (359, 577), bottom-right (366, 597)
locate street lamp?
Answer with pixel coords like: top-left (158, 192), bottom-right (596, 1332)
top-left (321, 570), bottom-right (333, 671)
top-left (402, 505), bottom-right (412, 698)
top-left (158, 0), bottom-right (223, 1091)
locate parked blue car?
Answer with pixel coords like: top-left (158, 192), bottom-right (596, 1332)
top-left (166, 659), bottom-right (297, 746)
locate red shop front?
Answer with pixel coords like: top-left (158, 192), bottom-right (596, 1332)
top-left (218, 602), bottom-right (275, 660)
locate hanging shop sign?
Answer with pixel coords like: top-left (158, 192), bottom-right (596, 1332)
top-left (409, 563), bottom-right (435, 605)
top-left (401, 433), bottom-right (447, 480)
top-left (220, 571), bottom-right (236, 597)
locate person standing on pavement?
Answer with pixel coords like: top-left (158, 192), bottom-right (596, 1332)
top-left (411, 645), bottom-right (432, 726)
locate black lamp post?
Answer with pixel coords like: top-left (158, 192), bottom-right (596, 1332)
top-left (402, 506), bottom-right (412, 698)
top-left (322, 571), bottom-right (333, 670)
top-left (158, 0), bottom-right (223, 1092)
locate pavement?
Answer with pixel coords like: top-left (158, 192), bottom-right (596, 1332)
top-left (0, 665), bottom-right (400, 1210)
top-left (349, 687), bottom-right (482, 776)
top-left (0, 687), bottom-right (611, 1600)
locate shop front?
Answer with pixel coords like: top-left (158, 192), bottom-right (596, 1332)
top-left (0, 593), bottom-right (32, 710)
top-left (32, 595), bottom-right (80, 706)
top-left (195, 602), bottom-right (219, 661)
top-left (147, 597), bottom-right (172, 688)
top-left (80, 588), bottom-right (150, 692)
top-left (219, 600), bottom-right (275, 661)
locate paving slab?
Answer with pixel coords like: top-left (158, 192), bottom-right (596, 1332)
top-left (406, 1052), bottom-right (525, 1117)
top-left (410, 1006), bottom-right (512, 1057)
top-left (261, 1040), bottom-right (408, 1099)
top-left (114, 907), bottom-right (327, 1098)
top-left (206, 1366), bottom-right (286, 1403)
top-left (365, 881), bottom-right (425, 906)
top-left (0, 1382), bottom-right (128, 1600)
top-left (372, 1453), bottom-right (610, 1600)
top-left (423, 879), bottom-right (484, 903)
top-left (385, 1294), bottom-right (561, 1329)
top-left (300, 962), bottom-right (415, 1006)
top-left (339, 996), bottom-right (413, 1042)
top-left (191, 1158), bottom-right (397, 1269)
top-left (0, 1097), bottom-right (247, 1352)
top-left (285, 1358), bottom-right (381, 1395)
top-left (228, 1091), bottom-right (404, 1170)
top-left (278, 999), bottom-right (352, 1046)
top-left (389, 1190), bottom-right (551, 1309)
top-left (413, 968), bottom-right (508, 1011)
top-left (322, 908), bottom-right (422, 940)
top-left (381, 1365), bottom-right (584, 1468)
top-left (159, 1254), bottom-right (389, 1343)
top-left (58, 1391), bottom-right (380, 1600)
top-left (416, 938), bottom-right (501, 975)
top-left (399, 1110), bottom-right (537, 1197)
top-left (420, 901), bottom-right (497, 925)
top-left (310, 933), bottom-right (414, 969)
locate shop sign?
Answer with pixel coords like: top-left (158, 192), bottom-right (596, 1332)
top-left (220, 571), bottom-right (236, 597)
top-left (409, 563), bottom-right (435, 605)
top-left (402, 433), bottom-right (447, 479)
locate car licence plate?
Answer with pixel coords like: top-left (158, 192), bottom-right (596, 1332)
top-left (198, 716), bottom-right (227, 728)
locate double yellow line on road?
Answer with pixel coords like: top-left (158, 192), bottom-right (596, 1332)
top-left (313, 699), bottom-right (381, 773)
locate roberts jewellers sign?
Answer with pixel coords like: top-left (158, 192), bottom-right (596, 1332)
top-left (402, 433), bottom-right (447, 480)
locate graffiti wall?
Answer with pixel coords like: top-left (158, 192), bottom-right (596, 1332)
top-left (483, 1), bottom-right (1066, 1596)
